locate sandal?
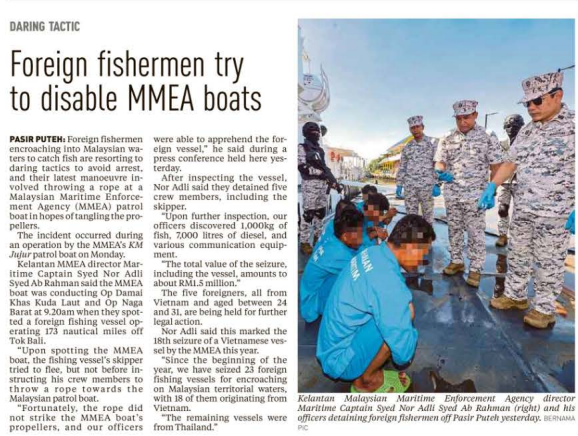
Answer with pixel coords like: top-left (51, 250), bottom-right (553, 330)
top-left (350, 370), bottom-right (411, 393)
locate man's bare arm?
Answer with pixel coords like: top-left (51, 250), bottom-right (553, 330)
top-left (491, 162), bottom-right (517, 186)
top-left (489, 163), bottom-right (501, 180)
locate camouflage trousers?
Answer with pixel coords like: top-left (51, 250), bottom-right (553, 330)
top-left (404, 186), bottom-right (434, 224)
top-left (505, 210), bottom-right (569, 315)
top-left (299, 179), bottom-right (328, 244)
top-left (445, 198), bottom-right (486, 272)
top-left (497, 183), bottom-right (516, 237)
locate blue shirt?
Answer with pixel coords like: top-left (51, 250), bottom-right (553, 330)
top-left (314, 219), bottom-right (335, 251)
top-left (315, 201), bottom-right (365, 250)
top-left (300, 233), bottom-right (358, 323)
top-left (316, 243), bottom-right (418, 379)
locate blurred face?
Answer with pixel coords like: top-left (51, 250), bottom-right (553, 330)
top-left (341, 227), bottom-right (364, 250)
top-left (410, 124), bottom-right (424, 140)
top-left (525, 89), bottom-right (563, 122)
top-left (455, 112), bottom-right (478, 133)
top-left (365, 204), bottom-right (383, 223)
top-left (396, 242), bottom-right (431, 272)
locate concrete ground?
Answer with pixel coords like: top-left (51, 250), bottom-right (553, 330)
top-left (298, 186), bottom-right (575, 393)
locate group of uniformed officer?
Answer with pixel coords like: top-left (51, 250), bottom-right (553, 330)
top-left (300, 71), bottom-right (574, 330)
top-left (396, 70), bottom-right (575, 328)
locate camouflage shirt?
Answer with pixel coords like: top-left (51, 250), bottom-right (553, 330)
top-left (298, 140), bottom-right (325, 180)
top-left (435, 124), bottom-right (504, 201)
top-left (500, 138), bottom-right (517, 184)
top-left (506, 104), bottom-right (575, 217)
top-left (396, 136), bottom-right (437, 189)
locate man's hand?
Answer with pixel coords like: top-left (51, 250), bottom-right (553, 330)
top-left (396, 185), bottom-right (403, 199)
top-left (478, 182), bottom-right (497, 210)
top-left (367, 227), bottom-right (379, 241)
top-left (382, 208), bottom-right (398, 225)
top-left (376, 228), bottom-right (389, 240)
top-left (565, 210), bottom-right (575, 235)
top-left (409, 302), bottom-right (415, 321)
top-left (432, 185), bottom-right (441, 197)
top-left (435, 169), bottom-right (454, 183)
top-left (328, 182), bottom-right (342, 194)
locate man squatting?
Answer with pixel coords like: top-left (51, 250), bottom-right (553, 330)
top-left (298, 70), bottom-right (575, 393)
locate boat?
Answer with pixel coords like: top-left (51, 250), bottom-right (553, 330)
top-left (297, 28), bottom-right (575, 394)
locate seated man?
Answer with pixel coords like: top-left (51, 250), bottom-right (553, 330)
top-left (314, 199), bottom-right (357, 250)
top-left (362, 193), bottom-right (397, 248)
top-left (356, 184), bottom-right (378, 211)
top-left (316, 215), bottom-right (436, 392)
top-left (300, 208), bottom-right (365, 323)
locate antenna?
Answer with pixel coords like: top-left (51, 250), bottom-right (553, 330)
top-left (558, 65), bottom-right (575, 72)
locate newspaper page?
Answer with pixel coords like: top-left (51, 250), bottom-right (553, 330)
top-left (0, 1), bottom-right (577, 436)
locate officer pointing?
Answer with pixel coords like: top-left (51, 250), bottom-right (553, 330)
top-left (434, 100), bottom-right (504, 287)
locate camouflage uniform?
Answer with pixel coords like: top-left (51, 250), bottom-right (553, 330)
top-left (396, 135), bottom-right (437, 224)
top-left (298, 140), bottom-right (329, 244)
top-left (504, 102), bottom-right (575, 315)
top-left (497, 138), bottom-right (517, 237)
top-left (497, 186), bottom-right (514, 236)
top-left (435, 123), bottom-right (504, 272)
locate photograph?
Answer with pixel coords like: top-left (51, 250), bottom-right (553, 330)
top-left (297, 19), bottom-right (575, 393)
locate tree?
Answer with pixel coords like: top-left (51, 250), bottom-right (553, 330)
top-left (367, 155), bottom-right (385, 174)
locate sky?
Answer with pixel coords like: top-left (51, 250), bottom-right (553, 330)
top-left (299, 19), bottom-right (575, 160)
